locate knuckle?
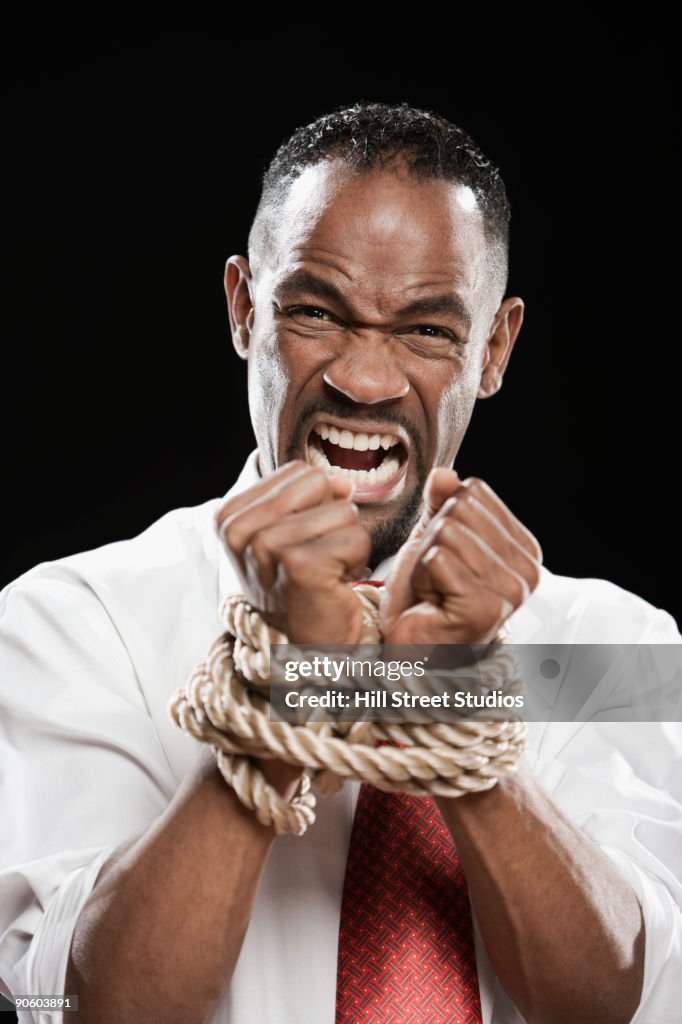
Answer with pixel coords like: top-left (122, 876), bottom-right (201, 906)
top-left (341, 524), bottom-right (371, 558)
top-left (306, 464), bottom-right (328, 486)
top-left (489, 594), bottom-right (509, 624)
top-left (347, 521), bottom-right (368, 541)
top-left (269, 493), bottom-right (289, 518)
top-left (280, 545), bottom-right (309, 578)
top-left (249, 533), bottom-right (272, 569)
top-left (272, 466), bottom-right (327, 514)
top-left (433, 517), bottom-right (451, 540)
top-left (299, 465), bottom-right (331, 502)
top-left (220, 517), bottom-right (242, 554)
top-left (511, 574), bottom-right (529, 605)
top-left (426, 544), bottom-right (448, 570)
top-left (441, 495), bottom-right (458, 517)
top-left (527, 561), bottom-right (542, 591)
top-left (452, 490), bottom-right (477, 516)
top-left (462, 476), bottom-right (483, 494)
top-left (214, 499), bottom-right (237, 533)
top-left (446, 497), bottom-right (469, 523)
top-left (338, 501), bottom-right (359, 524)
top-left (437, 516), bottom-right (464, 544)
top-left (470, 476), bottom-right (494, 498)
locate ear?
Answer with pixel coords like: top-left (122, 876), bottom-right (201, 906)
top-left (224, 255), bottom-right (254, 360)
top-left (477, 297), bottom-right (524, 399)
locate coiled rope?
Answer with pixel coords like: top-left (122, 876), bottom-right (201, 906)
top-left (169, 584), bottom-right (526, 835)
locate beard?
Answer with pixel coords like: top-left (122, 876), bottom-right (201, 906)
top-left (364, 482), bottom-right (423, 569)
top-left (283, 397), bottom-right (429, 568)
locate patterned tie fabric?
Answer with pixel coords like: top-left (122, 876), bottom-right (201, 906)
top-left (335, 783), bottom-right (483, 1024)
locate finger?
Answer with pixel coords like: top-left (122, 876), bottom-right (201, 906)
top-left (415, 467), bottom-right (461, 534)
top-left (219, 465), bottom-right (340, 556)
top-left (456, 477), bottom-right (543, 563)
top-left (428, 518), bottom-right (533, 609)
top-left (411, 538), bottom-right (479, 603)
top-left (279, 524), bottom-right (372, 588)
top-left (432, 497), bottom-right (542, 595)
top-left (417, 545), bottom-right (514, 636)
top-left (380, 468), bottom-right (462, 630)
top-left (248, 500), bottom-right (361, 588)
top-left (216, 461), bottom-right (355, 530)
top-left (329, 474), bottom-right (356, 500)
top-left (215, 460), bottom-right (308, 524)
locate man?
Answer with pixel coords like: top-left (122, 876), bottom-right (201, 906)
top-left (0, 102), bottom-right (680, 1024)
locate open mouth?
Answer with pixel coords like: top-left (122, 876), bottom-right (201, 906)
top-left (306, 421), bottom-right (408, 497)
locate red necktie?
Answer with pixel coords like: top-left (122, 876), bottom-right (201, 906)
top-left (335, 784), bottom-right (483, 1024)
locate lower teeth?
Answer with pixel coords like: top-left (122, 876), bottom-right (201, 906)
top-left (309, 444), bottom-right (401, 484)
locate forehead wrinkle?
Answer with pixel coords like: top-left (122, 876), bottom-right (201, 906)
top-left (262, 170), bottom-right (491, 326)
top-left (282, 243), bottom-right (473, 300)
top-left (254, 162), bottom-right (498, 304)
top-left (275, 262), bottom-right (475, 331)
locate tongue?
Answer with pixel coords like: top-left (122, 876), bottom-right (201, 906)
top-left (321, 439), bottom-right (385, 471)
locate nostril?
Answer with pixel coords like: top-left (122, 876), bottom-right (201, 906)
top-left (323, 365), bottom-right (410, 404)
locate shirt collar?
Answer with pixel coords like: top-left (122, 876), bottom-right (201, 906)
top-left (216, 449), bottom-right (261, 620)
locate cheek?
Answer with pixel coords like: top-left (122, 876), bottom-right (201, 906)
top-left (245, 324), bottom-right (293, 467)
top-left (248, 330), bottom-right (290, 417)
top-left (246, 323), bottom-right (323, 464)
top-left (249, 321), bottom-right (328, 411)
top-left (433, 363), bottom-right (482, 451)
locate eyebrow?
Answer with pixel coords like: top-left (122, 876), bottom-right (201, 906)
top-left (275, 270), bottom-right (473, 330)
top-left (276, 271), bottom-right (345, 308)
top-left (397, 294), bottom-right (472, 330)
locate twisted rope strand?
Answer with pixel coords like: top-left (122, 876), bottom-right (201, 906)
top-left (169, 585), bottom-right (526, 834)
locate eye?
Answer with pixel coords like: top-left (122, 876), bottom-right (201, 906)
top-left (282, 305), bottom-right (344, 332)
top-left (412, 324), bottom-right (457, 342)
top-left (287, 305), bottom-right (334, 321)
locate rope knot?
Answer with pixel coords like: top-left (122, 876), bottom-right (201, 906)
top-left (169, 586), bottom-right (526, 835)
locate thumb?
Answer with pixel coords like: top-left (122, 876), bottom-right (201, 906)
top-left (380, 467), bottom-right (461, 633)
top-left (329, 474), bottom-right (355, 500)
top-left (417, 467), bottom-right (462, 534)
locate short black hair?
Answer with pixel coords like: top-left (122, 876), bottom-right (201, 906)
top-left (249, 101), bottom-right (511, 296)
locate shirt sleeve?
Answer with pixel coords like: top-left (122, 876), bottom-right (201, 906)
top-left (530, 603), bottom-right (682, 1024)
top-left (0, 569), bottom-right (178, 1024)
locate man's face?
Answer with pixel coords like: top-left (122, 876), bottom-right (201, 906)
top-left (228, 161), bottom-right (518, 565)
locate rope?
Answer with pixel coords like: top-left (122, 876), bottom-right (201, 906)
top-left (169, 584), bottom-right (526, 835)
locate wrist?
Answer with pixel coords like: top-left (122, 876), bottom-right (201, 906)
top-left (435, 759), bottom-right (531, 828)
top-left (255, 757), bottom-right (305, 801)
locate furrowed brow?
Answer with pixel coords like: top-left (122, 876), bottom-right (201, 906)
top-left (397, 295), bottom-right (473, 330)
top-left (274, 271), bottom-right (346, 308)
top-left (274, 271), bottom-right (473, 330)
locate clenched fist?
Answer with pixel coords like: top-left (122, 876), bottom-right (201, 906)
top-left (215, 461), bottom-right (371, 644)
top-left (381, 468), bottom-right (543, 645)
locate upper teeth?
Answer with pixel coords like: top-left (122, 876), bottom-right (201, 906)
top-left (313, 423), bottom-right (401, 451)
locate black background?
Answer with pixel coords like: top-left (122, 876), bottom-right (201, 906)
top-left (1, 16), bottom-right (679, 624)
top-left (0, 10), bottom-right (678, 1021)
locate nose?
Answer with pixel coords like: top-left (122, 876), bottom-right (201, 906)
top-left (323, 329), bottom-right (410, 405)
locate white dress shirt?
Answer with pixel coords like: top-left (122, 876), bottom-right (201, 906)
top-left (1, 449), bottom-right (681, 1024)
